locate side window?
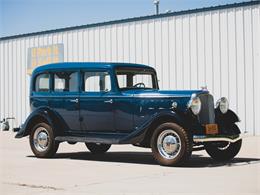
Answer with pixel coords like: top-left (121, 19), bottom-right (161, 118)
top-left (84, 72), bottom-right (111, 92)
top-left (54, 72), bottom-right (78, 92)
top-left (35, 73), bottom-right (50, 92)
top-left (117, 74), bottom-right (127, 88)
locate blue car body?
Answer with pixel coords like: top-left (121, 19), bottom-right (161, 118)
top-left (15, 62), bottom-right (241, 147)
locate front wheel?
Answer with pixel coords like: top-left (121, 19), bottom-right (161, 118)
top-left (85, 143), bottom-right (111, 154)
top-left (205, 139), bottom-right (242, 161)
top-left (151, 123), bottom-right (192, 166)
top-left (29, 122), bottom-right (59, 158)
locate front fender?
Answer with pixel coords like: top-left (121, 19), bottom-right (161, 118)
top-left (15, 107), bottom-right (65, 138)
top-left (121, 110), bottom-right (186, 144)
top-left (215, 109), bottom-right (240, 125)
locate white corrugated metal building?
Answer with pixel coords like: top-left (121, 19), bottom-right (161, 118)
top-left (0, 1), bottom-right (259, 135)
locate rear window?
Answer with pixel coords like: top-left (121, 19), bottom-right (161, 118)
top-left (35, 73), bottom-right (50, 92)
top-left (54, 72), bottom-right (78, 92)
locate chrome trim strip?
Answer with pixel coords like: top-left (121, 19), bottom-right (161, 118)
top-left (193, 134), bottom-right (245, 143)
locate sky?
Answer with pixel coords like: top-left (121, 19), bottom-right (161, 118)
top-left (0, 0), bottom-right (246, 37)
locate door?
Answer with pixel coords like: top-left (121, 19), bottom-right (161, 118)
top-left (48, 71), bottom-right (80, 132)
top-left (80, 71), bottom-right (114, 132)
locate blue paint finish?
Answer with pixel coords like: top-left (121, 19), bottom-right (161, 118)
top-left (16, 62), bottom-right (240, 144)
top-left (80, 92), bottom-right (115, 132)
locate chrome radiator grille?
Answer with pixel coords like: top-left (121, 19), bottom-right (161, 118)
top-left (198, 94), bottom-right (215, 124)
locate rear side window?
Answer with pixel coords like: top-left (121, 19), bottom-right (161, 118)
top-left (84, 72), bottom-right (111, 92)
top-left (54, 72), bottom-right (78, 92)
top-left (35, 73), bottom-right (50, 92)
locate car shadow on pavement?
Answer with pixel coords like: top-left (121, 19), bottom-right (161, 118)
top-left (28, 151), bottom-right (260, 168)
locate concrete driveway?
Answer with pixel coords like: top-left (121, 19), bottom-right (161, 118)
top-left (0, 131), bottom-right (259, 195)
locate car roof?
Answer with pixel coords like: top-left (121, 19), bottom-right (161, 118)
top-left (32, 62), bottom-right (155, 75)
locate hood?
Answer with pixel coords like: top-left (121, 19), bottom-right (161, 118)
top-left (122, 89), bottom-right (208, 98)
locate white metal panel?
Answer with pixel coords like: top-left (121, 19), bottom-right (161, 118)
top-left (0, 43), bottom-right (4, 121)
top-left (252, 5), bottom-right (260, 135)
top-left (122, 23), bottom-right (130, 62)
top-left (219, 10), bottom-right (229, 99)
top-left (148, 20), bottom-right (155, 68)
top-left (190, 14), bottom-right (198, 90)
top-left (99, 27), bottom-right (106, 62)
top-left (0, 3), bottom-right (259, 134)
top-left (105, 27), bottom-right (111, 61)
top-left (197, 13), bottom-right (206, 90)
top-left (168, 17), bottom-right (176, 89)
top-left (235, 7), bottom-right (246, 132)
top-left (111, 25), bottom-right (117, 62)
top-left (129, 22), bottom-right (136, 63)
top-left (161, 18), bottom-right (170, 89)
top-left (135, 22), bottom-right (142, 64)
top-left (175, 16), bottom-right (183, 90)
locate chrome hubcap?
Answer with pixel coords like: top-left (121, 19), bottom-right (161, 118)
top-left (33, 127), bottom-right (49, 152)
top-left (157, 129), bottom-right (181, 159)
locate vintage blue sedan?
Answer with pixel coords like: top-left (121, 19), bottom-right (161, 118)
top-left (15, 62), bottom-right (242, 166)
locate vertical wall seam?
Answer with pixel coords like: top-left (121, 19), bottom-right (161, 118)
top-left (181, 17), bottom-right (184, 89)
top-left (250, 7), bottom-right (256, 135)
top-left (122, 24), bottom-right (124, 61)
top-left (141, 22), bottom-right (143, 64)
top-left (167, 18), bottom-right (170, 89)
top-left (203, 13), bottom-right (206, 85)
top-left (154, 20), bottom-right (156, 69)
top-left (188, 15), bottom-right (191, 89)
top-left (174, 18), bottom-right (177, 89)
top-left (196, 14), bottom-right (199, 89)
top-left (242, 7), bottom-right (247, 132)
top-left (219, 10), bottom-right (222, 97)
top-left (226, 11), bottom-right (230, 101)
top-left (234, 8), bottom-right (238, 113)
top-left (211, 12), bottom-right (215, 94)
top-left (160, 19), bottom-right (163, 87)
top-left (147, 22), bottom-right (150, 65)
top-left (99, 28), bottom-right (101, 61)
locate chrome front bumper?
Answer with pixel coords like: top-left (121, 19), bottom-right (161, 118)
top-left (193, 133), bottom-right (246, 143)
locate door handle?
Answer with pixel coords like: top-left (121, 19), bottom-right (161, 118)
top-left (104, 99), bottom-right (113, 104)
top-left (70, 98), bottom-right (79, 103)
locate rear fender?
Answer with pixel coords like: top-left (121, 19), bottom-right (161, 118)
top-left (15, 107), bottom-right (65, 138)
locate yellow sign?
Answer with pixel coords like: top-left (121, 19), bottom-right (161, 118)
top-left (27, 44), bottom-right (64, 74)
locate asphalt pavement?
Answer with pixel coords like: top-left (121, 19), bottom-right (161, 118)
top-left (0, 131), bottom-right (259, 195)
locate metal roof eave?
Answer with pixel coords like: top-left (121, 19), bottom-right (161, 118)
top-left (0, 1), bottom-right (259, 41)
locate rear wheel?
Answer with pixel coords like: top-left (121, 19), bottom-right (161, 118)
top-left (205, 139), bottom-right (242, 161)
top-left (151, 123), bottom-right (192, 166)
top-left (29, 122), bottom-right (59, 158)
top-left (85, 143), bottom-right (111, 154)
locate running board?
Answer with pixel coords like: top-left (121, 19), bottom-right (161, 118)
top-left (55, 134), bottom-right (126, 144)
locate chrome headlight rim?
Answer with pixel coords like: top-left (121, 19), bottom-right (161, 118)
top-left (188, 94), bottom-right (201, 115)
top-left (216, 97), bottom-right (229, 114)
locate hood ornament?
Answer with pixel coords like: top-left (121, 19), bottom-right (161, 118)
top-left (200, 86), bottom-right (208, 91)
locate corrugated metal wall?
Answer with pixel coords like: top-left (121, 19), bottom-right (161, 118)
top-left (0, 4), bottom-right (260, 135)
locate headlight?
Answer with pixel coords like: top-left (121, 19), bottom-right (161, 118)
top-left (188, 95), bottom-right (201, 115)
top-left (216, 97), bottom-right (229, 114)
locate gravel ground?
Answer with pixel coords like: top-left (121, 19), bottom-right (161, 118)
top-left (0, 131), bottom-right (259, 195)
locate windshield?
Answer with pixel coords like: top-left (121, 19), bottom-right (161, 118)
top-left (116, 68), bottom-right (158, 90)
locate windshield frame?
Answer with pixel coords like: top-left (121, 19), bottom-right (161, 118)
top-left (115, 67), bottom-right (159, 91)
